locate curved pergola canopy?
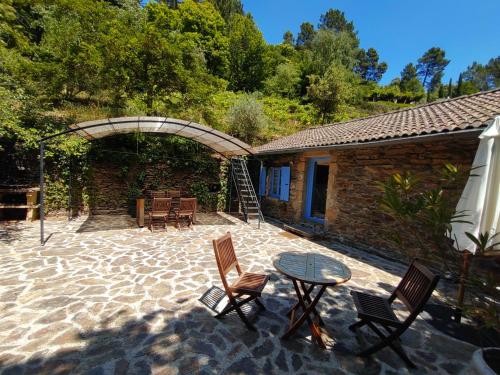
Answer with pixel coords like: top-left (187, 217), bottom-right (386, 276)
top-left (63, 116), bottom-right (253, 157)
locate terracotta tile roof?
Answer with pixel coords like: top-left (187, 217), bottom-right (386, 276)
top-left (255, 89), bottom-right (500, 154)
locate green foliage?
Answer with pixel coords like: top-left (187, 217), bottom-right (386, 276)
top-left (208, 0), bottom-right (243, 22)
top-left (189, 180), bottom-right (218, 211)
top-left (416, 47), bottom-right (450, 91)
top-left (44, 176), bottom-right (69, 213)
top-left (308, 29), bottom-right (359, 74)
top-left (355, 47), bottom-right (387, 82)
top-left (307, 63), bottom-right (357, 123)
top-left (318, 8), bottom-right (358, 45)
top-left (227, 14), bottom-right (266, 91)
top-left (377, 164), bottom-right (471, 261)
top-left (263, 63), bottom-right (301, 98)
top-left (227, 93), bottom-right (268, 144)
top-left (296, 22), bottom-right (315, 49)
top-left (282, 31), bottom-right (294, 46)
top-left (400, 63), bottom-right (424, 94)
top-left (464, 232), bottom-right (500, 256)
top-left (460, 57), bottom-right (499, 94)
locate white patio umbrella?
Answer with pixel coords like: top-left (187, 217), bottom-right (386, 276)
top-left (451, 116), bottom-right (500, 253)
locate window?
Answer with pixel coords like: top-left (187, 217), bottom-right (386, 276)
top-left (269, 167), bottom-right (281, 198)
top-left (259, 165), bottom-right (290, 202)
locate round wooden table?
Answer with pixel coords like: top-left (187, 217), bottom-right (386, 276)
top-left (274, 252), bottom-right (351, 348)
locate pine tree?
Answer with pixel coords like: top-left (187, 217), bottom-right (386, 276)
top-left (416, 47), bottom-right (450, 90)
top-left (438, 84), bottom-right (445, 98)
top-left (456, 73), bottom-right (463, 97)
top-left (296, 22), bottom-right (315, 49)
top-left (283, 31), bottom-right (294, 45)
top-left (447, 78), bottom-right (452, 98)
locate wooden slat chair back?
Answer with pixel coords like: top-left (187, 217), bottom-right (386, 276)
top-left (152, 197), bottom-right (171, 213)
top-left (167, 190), bottom-right (181, 221)
top-left (179, 198), bottom-right (196, 212)
top-left (349, 260), bottom-right (439, 368)
top-left (167, 190), bottom-right (181, 198)
top-left (213, 233), bottom-right (241, 284)
top-left (148, 198), bottom-right (172, 231)
top-left (151, 191), bottom-right (166, 198)
top-left (390, 261), bottom-right (438, 314)
top-left (175, 198), bottom-right (197, 228)
top-left (212, 232), bottom-right (269, 330)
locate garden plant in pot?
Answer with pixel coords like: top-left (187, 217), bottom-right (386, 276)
top-left (462, 233), bottom-right (500, 375)
top-left (377, 164), bottom-right (499, 373)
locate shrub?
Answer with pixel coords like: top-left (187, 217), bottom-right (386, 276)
top-left (227, 93), bottom-right (268, 144)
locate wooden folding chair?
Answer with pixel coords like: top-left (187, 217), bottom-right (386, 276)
top-left (150, 191), bottom-right (166, 198)
top-left (212, 232), bottom-right (269, 330)
top-left (166, 190), bottom-right (181, 222)
top-left (148, 198), bottom-right (172, 232)
top-left (349, 260), bottom-right (439, 368)
top-left (175, 198), bottom-right (197, 228)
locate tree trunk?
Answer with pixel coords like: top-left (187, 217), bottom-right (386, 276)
top-left (454, 250), bottom-right (472, 322)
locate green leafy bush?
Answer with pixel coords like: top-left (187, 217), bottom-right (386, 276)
top-left (227, 93), bottom-right (268, 144)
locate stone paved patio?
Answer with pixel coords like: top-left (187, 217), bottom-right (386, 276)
top-left (0, 213), bottom-right (476, 375)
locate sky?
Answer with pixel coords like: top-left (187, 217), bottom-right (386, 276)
top-left (243, 0), bottom-right (500, 85)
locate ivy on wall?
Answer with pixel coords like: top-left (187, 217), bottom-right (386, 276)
top-left (42, 133), bottom-right (229, 216)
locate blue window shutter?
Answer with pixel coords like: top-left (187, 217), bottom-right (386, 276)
top-left (259, 166), bottom-right (267, 196)
top-left (280, 166), bottom-right (290, 201)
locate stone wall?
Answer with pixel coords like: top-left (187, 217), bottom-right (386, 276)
top-left (88, 161), bottom-right (222, 215)
top-left (259, 153), bottom-right (304, 222)
top-left (260, 134), bottom-right (480, 255)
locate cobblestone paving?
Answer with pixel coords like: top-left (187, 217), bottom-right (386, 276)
top-left (0, 214), bottom-right (476, 375)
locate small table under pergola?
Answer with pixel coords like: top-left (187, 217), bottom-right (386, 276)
top-left (274, 252), bottom-right (351, 348)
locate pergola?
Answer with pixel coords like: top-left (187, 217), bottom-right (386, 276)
top-left (39, 116), bottom-right (255, 244)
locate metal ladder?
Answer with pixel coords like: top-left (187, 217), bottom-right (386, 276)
top-left (230, 157), bottom-right (264, 227)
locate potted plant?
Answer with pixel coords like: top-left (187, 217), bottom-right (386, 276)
top-left (377, 165), bottom-right (499, 362)
top-left (463, 232), bottom-right (500, 375)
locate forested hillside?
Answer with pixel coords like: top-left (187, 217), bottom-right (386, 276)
top-left (1, 0), bottom-right (499, 170)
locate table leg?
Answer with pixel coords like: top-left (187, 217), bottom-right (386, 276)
top-left (282, 280), bottom-right (327, 348)
top-left (300, 281), bottom-right (325, 326)
top-left (287, 283), bottom-right (314, 316)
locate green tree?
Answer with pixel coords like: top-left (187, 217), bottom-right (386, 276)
top-left (208, 0), bottom-right (243, 22)
top-left (37, 0), bottom-right (114, 100)
top-left (447, 78), bottom-right (453, 97)
top-left (355, 47), bottom-right (387, 82)
top-left (456, 73), bottom-right (463, 97)
top-left (307, 63), bottom-right (356, 123)
top-left (462, 58), bottom-right (499, 92)
top-left (318, 8), bottom-right (358, 45)
top-left (486, 56), bottom-right (500, 87)
top-left (129, 2), bottom-right (224, 115)
top-left (438, 82), bottom-right (445, 98)
top-left (227, 14), bottom-right (266, 91)
top-left (399, 63), bottom-right (424, 94)
top-left (227, 94), bottom-right (267, 144)
top-left (283, 30), bottom-right (294, 46)
top-left (263, 63), bottom-right (301, 98)
top-left (296, 22), bottom-right (315, 49)
top-left (416, 47), bottom-right (450, 90)
top-left (309, 29), bottom-right (359, 75)
top-left (171, 0), bottom-right (229, 77)
top-left (429, 71), bottom-right (443, 93)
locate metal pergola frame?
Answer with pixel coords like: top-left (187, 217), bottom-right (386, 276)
top-left (39, 117), bottom-right (254, 245)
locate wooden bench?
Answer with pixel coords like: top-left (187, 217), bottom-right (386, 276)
top-left (0, 187), bottom-right (40, 221)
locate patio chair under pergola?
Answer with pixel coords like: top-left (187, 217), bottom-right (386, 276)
top-left (38, 116), bottom-right (261, 244)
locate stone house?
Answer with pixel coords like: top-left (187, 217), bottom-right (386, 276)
top-left (254, 89), bottom-right (500, 254)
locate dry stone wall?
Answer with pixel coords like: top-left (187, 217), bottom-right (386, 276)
top-left (88, 161), bottom-right (221, 215)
